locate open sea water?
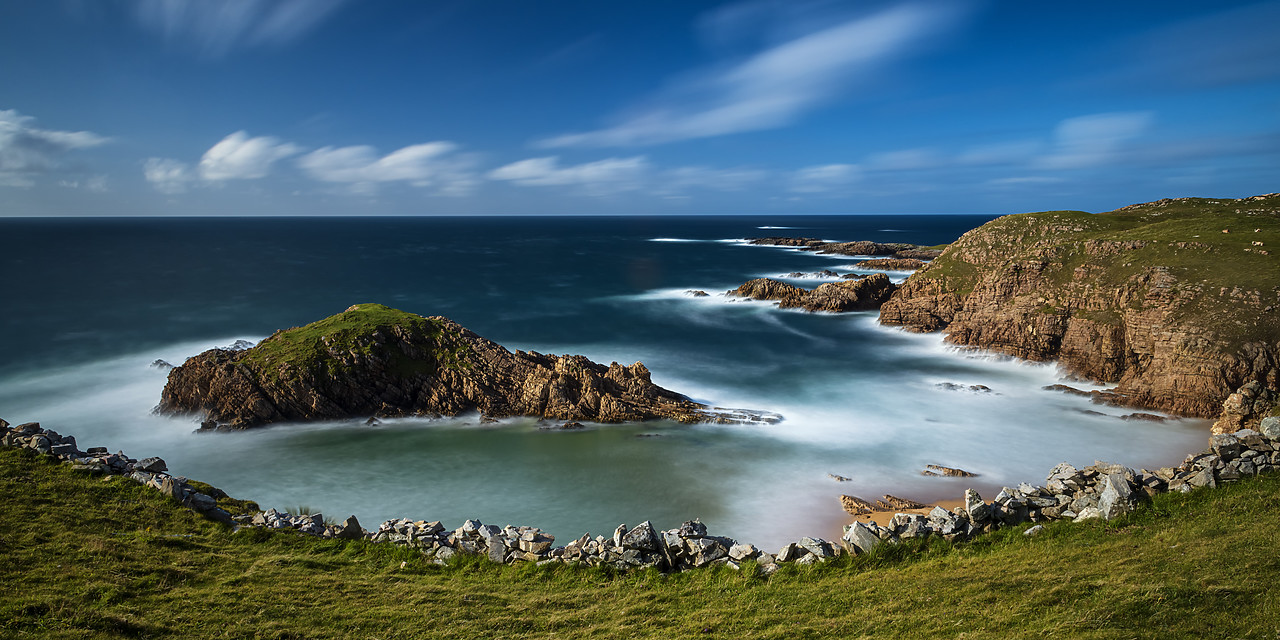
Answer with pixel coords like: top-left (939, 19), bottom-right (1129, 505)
top-left (0, 215), bottom-right (1209, 549)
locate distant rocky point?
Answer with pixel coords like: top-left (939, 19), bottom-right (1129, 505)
top-left (158, 304), bottom-right (773, 430)
top-left (748, 237), bottom-right (943, 260)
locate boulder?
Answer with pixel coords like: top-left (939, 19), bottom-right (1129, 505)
top-left (1097, 473), bottom-right (1134, 520)
top-left (134, 457), bottom-right (168, 473)
top-left (336, 515), bottom-right (364, 540)
top-left (841, 521), bottom-right (881, 555)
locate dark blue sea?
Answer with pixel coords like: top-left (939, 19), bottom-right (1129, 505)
top-left (0, 215), bottom-right (1208, 548)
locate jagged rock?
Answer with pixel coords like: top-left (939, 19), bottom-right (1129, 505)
top-left (827, 473), bottom-right (851, 482)
top-left (150, 359), bottom-right (173, 370)
top-left (1213, 381), bottom-right (1278, 434)
top-left (158, 304), bottom-right (745, 429)
top-left (840, 494), bottom-right (877, 516)
top-left (727, 275), bottom-right (896, 312)
top-left (336, 515), bottom-right (364, 540)
top-left (1024, 525), bottom-right (1045, 536)
top-left (1097, 473), bottom-right (1134, 520)
top-left (684, 290), bottom-right (709, 297)
top-left (841, 521), bottom-right (882, 555)
top-left (134, 457), bottom-right (168, 473)
top-left (922, 464), bottom-right (977, 477)
top-left (964, 489), bottom-right (991, 524)
top-left (880, 494), bottom-right (927, 510)
top-left (620, 521), bottom-right (659, 551)
top-left (728, 543), bottom-right (759, 561)
top-left (1073, 507), bottom-right (1102, 522)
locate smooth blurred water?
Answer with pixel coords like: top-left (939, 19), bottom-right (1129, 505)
top-left (0, 215), bottom-right (1210, 549)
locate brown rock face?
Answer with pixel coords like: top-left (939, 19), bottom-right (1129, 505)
top-left (747, 237), bottom-right (928, 258)
top-left (728, 274), bottom-right (896, 312)
top-left (880, 195), bottom-right (1280, 422)
top-left (158, 304), bottom-right (739, 429)
top-left (855, 258), bottom-right (928, 271)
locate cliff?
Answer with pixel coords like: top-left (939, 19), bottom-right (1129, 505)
top-left (880, 194), bottom-right (1280, 426)
top-left (158, 304), bottom-right (736, 429)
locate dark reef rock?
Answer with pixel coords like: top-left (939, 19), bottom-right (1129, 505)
top-left (728, 274), bottom-right (896, 312)
top-left (158, 304), bottom-right (753, 430)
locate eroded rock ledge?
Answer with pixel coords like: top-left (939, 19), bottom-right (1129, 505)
top-left (158, 304), bottom-right (759, 429)
top-left (879, 194), bottom-right (1280, 424)
top-left (728, 273), bottom-right (896, 312)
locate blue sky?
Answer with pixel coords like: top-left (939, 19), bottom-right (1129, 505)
top-left (1, 0), bottom-right (1278, 216)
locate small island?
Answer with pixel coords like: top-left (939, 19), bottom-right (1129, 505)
top-left (158, 304), bottom-right (768, 429)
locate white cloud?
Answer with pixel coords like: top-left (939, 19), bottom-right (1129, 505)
top-left (143, 157), bottom-right (192, 194)
top-left (0, 109), bottom-right (109, 188)
top-left (540, 2), bottom-right (966, 147)
top-left (59, 175), bottom-right (109, 192)
top-left (789, 163), bottom-right (862, 193)
top-left (298, 141), bottom-right (478, 196)
top-left (488, 156), bottom-right (650, 195)
top-left (134, 0), bottom-right (348, 57)
top-left (986, 176), bottom-right (1065, 187)
top-left (658, 166), bottom-right (768, 193)
top-left (1037, 112), bottom-right (1154, 170)
top-left (198, 131), bottom-right (301, 180)
top-left (866, 148), bottom-right (943, 171)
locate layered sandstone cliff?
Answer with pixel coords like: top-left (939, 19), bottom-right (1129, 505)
top-left (880, 194), bottom-right (1280, 426)
top-left (159, 304), bottom-right (737, 429)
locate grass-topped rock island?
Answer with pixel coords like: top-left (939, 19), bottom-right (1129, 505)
top-left (158, 303), bottom-right (776, 429)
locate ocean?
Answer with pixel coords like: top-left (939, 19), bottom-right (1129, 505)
top-left (0, 215), bottom-right (1209, 549)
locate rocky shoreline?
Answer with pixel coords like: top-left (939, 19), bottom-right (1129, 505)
top-left (7, 415), bottom-right (1277, 575)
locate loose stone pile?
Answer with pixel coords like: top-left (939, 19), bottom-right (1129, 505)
top-left (4, 415), bottom-right (1279, 574)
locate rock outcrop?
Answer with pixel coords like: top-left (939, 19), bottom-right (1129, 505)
top-left (158, 304), bottom-right (752, 429)
top-left (748, 237), bottom-right (931, 258)
top-left (880, 194), bottom-right (1280, 424)
top-left (728, 273), bottom-right (897, 312)
top-left (854, 258), bottom-right (928, 271)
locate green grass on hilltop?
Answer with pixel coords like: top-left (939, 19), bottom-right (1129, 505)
top-left (3, 446), bottom-right (1280, 639)
top-left (235, 303), bottom-right (472, 384)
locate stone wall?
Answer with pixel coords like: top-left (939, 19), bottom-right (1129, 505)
top-left (3, 415), bottom-right (1278, 575)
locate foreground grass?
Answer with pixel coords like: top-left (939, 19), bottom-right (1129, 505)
top-left (2, 447), bottom-right (1279, 639)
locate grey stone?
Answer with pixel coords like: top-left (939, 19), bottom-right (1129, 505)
top-left (678, 520), bottom-right (707, 537)
top-left (134, 457), bottom-right (168, 473)
top-left (1098, 473), bottom-right (1133, 520)
top-left (620, 520), bottom-right (659, 551)
top-left (460, 519), bottom-right (482, 536)
top-left (1260, 416), bottom-right (1280, 440)
top-left (964, 488), bottom-right (991, 523)
top-left (841, 521), bottom-right (881, 555)
top-left (1210, 434), bottom-right (1243, 459)
top-left (728, 543), bottom-right (759, 561)
top-left (186, 492), bottom-right (217, 511)
top-left (776, 542), bottom-right (804, 563)
top-left (488, 544), bottom-right (507, 563)
top-left (1187, 468), bottom-right (1216, 488)
top-left (1024, 524), bottom-right (1045, 536)
top-left (336, 515), bottom-right (364, 540)
top-left (797, 537), bottom-right (833, 558)
top-left (612, 523), bottom-right (628, 548)
top-left (1073, 506), bottom-right (1102, 522)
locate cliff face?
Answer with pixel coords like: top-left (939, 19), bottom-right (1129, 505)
top-left (159, 304), bottom-right (727, 429)
top-left (880, 195), bottom-right (1280, 423)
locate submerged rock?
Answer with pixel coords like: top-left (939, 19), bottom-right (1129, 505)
top-left (158, 304), bottom-right (756, 429)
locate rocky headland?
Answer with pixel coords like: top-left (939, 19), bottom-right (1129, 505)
top-left (878, 194), bottom-right (1280, 428)
top-left (727, 273), bottom-right (897, 312)
top-left (158, 303), bottom-right (768, 429)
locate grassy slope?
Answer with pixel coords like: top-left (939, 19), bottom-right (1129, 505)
top-left (917, 195), bottom-right (1280, 346)
top-left (3, 446), bottom-right (1279, 639)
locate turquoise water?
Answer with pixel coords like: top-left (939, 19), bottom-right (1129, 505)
top-left (0, 215), bottom-right (1210, 549)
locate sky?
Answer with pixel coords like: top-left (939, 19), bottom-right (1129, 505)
top-left (1, 0), bottom-right (1278, 216)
